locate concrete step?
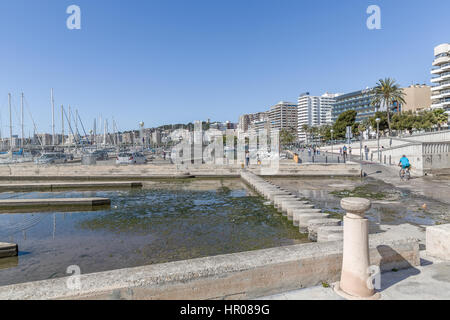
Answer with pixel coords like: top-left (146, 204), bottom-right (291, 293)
top-left (286, 204), bottom-right (315, 220)
top-left (298, 213), bottom-right (331, 232)
top-left (266, 191), bottom-right (292, 201)
top-left (280, 200), bottom-right (311, 214)
top-left (317, 226), bottom-right (344, 242)
top-left (308, 219), bottom-right (342, 242)
top-left (273, 195), bottom-right (298, 207)
top-left (292, 209), bottom-right (322, 226)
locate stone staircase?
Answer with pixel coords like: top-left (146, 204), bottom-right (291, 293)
top-left (240, 171), bottom-right (343, 242)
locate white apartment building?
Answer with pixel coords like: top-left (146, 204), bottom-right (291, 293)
top-left (431, 43), bottom-right (450, 118)
top-left (297, 92), bottom-right (340, 141)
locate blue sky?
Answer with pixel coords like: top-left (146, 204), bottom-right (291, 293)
top-left (0, 0), bottom-right (449, 135)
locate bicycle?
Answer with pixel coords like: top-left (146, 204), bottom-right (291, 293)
top-left (399, 166), bottom-right (411, 181)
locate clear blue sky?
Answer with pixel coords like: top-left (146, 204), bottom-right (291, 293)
top-left (0, 0), bottom-right (449, 135)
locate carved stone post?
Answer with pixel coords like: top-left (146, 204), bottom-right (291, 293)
top-left (334, 197), bottom-right (380, 300)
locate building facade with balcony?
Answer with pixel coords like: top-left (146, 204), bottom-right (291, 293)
top-left (431, 43), bottom-right (450, 120)
top-left (238, 112), bottom-right (268, 133)
top-left (268, 101), bottom-right (298, 136)
top-left (332, 88), bottom-right (378, 123)
top-left (297, 92), bottom-right (340, 141)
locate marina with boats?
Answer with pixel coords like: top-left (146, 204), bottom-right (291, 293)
top-left (0, 89), bottom-right (155, 165)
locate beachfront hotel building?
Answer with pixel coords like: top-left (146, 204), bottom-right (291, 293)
top-left (332, 88), bottom-right (378, 123)
top-left (431, 43), bottom-right (450, 119)
top-left (297, 92), bottom-right (340, 141)
top-left (268, 101), bottom-right (298, 136)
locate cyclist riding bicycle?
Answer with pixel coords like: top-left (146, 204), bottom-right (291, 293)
top-left (398, 155), bottom-right (411, 171)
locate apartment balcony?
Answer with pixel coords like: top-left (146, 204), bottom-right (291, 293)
top-left (432, 100), bottom-right (450, 110)
top-left (431, 82), bottom-right (450, 92)
top-left (432, 90), bottom-right (450, 101)
top-left (431, 73), bottom-right (450, 83)
top-left (432, 55), bottom-right (450, 67)
top-left (431, 64), bottom-right (450, 75)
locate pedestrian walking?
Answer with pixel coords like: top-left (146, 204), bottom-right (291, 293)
top-left (343, 145), bottom-right (348, 161)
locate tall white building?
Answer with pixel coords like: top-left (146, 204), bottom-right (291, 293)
top-left (268, 101), bottom-right (298, 136)
top-left (297, 92), bottom-right (340, 141)
top-left (431, 43), bottom-right (450, 118)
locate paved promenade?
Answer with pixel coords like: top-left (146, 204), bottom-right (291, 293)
top-left (259, 252), bottom-right (450, 300)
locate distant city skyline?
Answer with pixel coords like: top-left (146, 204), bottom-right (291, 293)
top-left (0, 0), bottom-right (449, 136)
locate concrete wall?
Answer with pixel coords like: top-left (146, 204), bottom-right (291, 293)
top-left (400, 130), bottom-right (450, 143)
top-left (0, 236), bottom-right (419, 300)
top-left (377, 143), bottom-right (424, 175)
top-left (378, 142), bottom-right (450, 175)
top-left (0, 161), bottom-right (362, 179)
top-left (255, 162), bottom-right (362, 177)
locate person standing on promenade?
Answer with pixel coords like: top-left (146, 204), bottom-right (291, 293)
top-left (364, 145), bottom-right (369, 161)
top-left (245, 150), bottom-right (250, 167)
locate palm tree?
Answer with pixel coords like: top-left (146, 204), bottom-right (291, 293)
top-left (371, 78), bottom-right (406, 136)
top-left (301, 124), bottom-right (310, 143)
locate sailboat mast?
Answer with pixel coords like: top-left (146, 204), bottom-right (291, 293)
top-left (68, 105), bottom-right (71, 152)
top-left (103, 119), bottom-right (107, 146)
top-left (93, 118), bottom-right (97, 149)
top-left (8, 93), bottom-right (12, 153)
top-left (51, 88), bottom-right (55, 146)
top-left (21, 92), bottom-right (24, 150)
top-left (61, 105), bottom-right (65, 146)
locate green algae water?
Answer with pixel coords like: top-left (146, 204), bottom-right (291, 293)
top-left (0, 179), bottom-right (307, 286)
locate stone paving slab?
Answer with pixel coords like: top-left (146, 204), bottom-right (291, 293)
top-left (257, 259), bottom-right (450, 300)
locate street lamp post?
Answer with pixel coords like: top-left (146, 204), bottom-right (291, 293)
top-left (376, 118), bottom-right (380, 162)
top-left (330, 129), bottom-right (334, 158)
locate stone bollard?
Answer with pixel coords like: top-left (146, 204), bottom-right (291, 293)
top-left (334, 197), bottom-right (380, 300)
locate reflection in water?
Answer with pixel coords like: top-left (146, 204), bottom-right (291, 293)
top-left (0, 257), bottom-right (18, 271)
top-left (0, 179), bottom-right (308, 286)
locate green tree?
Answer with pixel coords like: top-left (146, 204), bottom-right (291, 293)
top-left (332, 110), bottom-right (357, 139)
top-left (301, 124), bottom-right (310, 143)
top-left (433, 109), bottom-right (449, 130)
top-left (280, 128), bottom-right (296, 146)
top-left (319, 125), bottom-right (332, 142)
top-left (371, 78), bottom-right (406, 135)
top-left (391, 111), bottom-right (416, 134)
top-left (369, 111), bottom-right (389, 135)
